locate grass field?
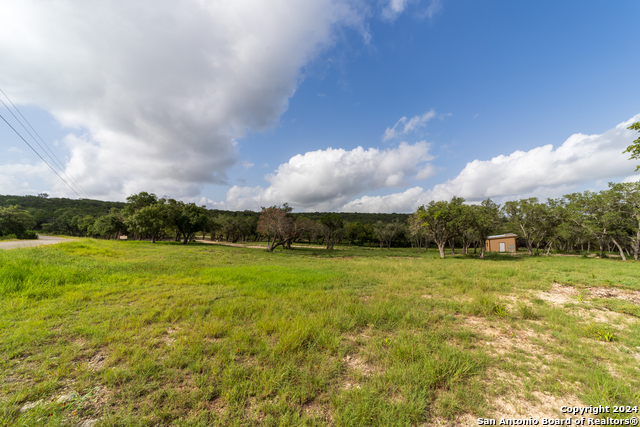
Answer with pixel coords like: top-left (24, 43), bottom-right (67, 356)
top-left (1, 240), bottom-right (639, 426)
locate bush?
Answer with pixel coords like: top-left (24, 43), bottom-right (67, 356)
top-left (17, 230), bottom-right (38, 240)
top-left (0, 234), bottom-right (18, 241)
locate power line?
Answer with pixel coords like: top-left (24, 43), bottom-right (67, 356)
top-left (0, 97), bottom-right (89, 199)
top-left (0, 89), bottom-right (91, 199)
top-left (0, 111), bottom-right (84, 199)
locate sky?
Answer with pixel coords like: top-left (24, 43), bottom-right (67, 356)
top-left (1, 0), bottom-right (639, 213)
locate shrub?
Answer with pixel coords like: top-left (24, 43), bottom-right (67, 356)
top-left (17, 230), bottom-right (38, 240)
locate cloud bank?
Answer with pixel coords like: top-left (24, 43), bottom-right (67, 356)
top-left (341, 114), bottom-right (640, 212)
top-left (0, 0), bottom-right (369, 199)
top-left (214, 141), bottom-right (435, 211)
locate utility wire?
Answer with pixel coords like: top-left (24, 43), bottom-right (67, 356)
top-left (0, 89), bottom-right (91, 199)
top-left (0, 97), bottom-right (88, 199)
top-left (0, 111), bottom-right (83, 199)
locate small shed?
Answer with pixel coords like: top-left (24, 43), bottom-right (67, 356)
top-left (485, 233), bottom-right (517, 253)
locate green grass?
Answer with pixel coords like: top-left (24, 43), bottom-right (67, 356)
top-left (1, 240), bottom-right (639, 426)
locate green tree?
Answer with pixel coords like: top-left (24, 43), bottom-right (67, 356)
top-left (319, 213), bottom-right (344, 250)
top-left (503, 198), bottom-right (550, 256)
top-left (608, 181), bottom-right (640, 260)
top-left (539, 198), bottom-right (567, 255)
top-left (473, 199), bottom-right (502, 259)
top-left (407, 212), bottom-right (430, 250)
top-left (125, 204), bottom-right (169, 243)
top-left (416, 199), bottom-right (457, 258)
top-left (124, 192), bottom-right (159, 216)
top-left (565, 190), bottom-right (628, 260)
top-left (623, 121), bottom-right (640, 171)
top-left (93, 212), bottom-right (127, 240)
top-left (77, 215), bottom-right (97, 236)
top-left (168, 201), bottom-right (209, 244)
top-left (373, 220), bottom-right (402, 249)
top-left (0, 205), bottom-right (36, 238)
top-left (447, 196), bottom-right (471, 254)
top-left (296, 217), bottom-right (322, 245)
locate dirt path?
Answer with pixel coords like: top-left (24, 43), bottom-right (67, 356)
top-left (0, 235), bottom-right (75, 250)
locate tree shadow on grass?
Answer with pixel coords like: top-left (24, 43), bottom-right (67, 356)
top-left (461, 252), bottom-right (527, 262)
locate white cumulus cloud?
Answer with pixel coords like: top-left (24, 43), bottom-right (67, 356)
top-left (0, 0), bottom-right (369, 200)
top-left (216, 141), bottom-right (435, 211)
top-left (342, 114), bottom-right (640, 212)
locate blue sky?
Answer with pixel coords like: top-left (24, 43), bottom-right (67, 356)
top-left (1, 0), bottom-right (639, 212)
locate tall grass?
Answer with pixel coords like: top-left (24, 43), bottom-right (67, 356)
top-left (1, 240), bottom-right (639, 426)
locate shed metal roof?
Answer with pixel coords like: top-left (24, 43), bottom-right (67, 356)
top-left (487, 233), bottom-right (517, 239)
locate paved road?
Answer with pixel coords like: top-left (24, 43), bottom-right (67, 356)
top-left (0, 235), bottom-right (75, 250)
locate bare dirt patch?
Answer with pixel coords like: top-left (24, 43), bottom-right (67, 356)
top-left (589, 286), bottom-right (640, 305)
top-left (245, 396), bottom-right (266, 423)
top-left (161, 326), bottom-right (179, 346)
top-left (342, 354), bottom-right (378, 377)
top-left (341, 327), bottom-right (382, 390)
top-left (430, 370), bottom-right (594, 426)
top-left (462, 316), bottom-right (553, 359)
top-left (87, 353), bottom-right (106, 371)
top-left (426, 413), bottom-right (478, 426)
top-left (539, 283), bottom-right (639, 325)
top-left (344, 326), bottom-right (374, 343)
top-left (490, 390), bottom-right (592, 422)
top-left (203, 396), bottom-right (226, 417)
top-left (302, 400), bottom-right (333, 425)
top-left (572, 306), bottom-right (636, 328)
top-left (538, 283), bottom-right (579, 306)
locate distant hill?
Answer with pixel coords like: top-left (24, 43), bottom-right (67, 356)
top-left (0, 195), bottom-right (127, 228)
top-left (1, 195), bottom-right (410, 230)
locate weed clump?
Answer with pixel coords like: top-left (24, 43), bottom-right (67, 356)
top-left (492, 303), bottom-right (508, 318)
top-left (518, 304), bottom-right (538, 320)
top-left (583, 323), bottom-right (617, 342)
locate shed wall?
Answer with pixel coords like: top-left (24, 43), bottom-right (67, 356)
top-left (485, 236), bottom-right (517, 253)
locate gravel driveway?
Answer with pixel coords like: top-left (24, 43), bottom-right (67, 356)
top-left (0, 235), bottom-right (75, 250)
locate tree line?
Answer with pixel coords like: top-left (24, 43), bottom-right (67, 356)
top-left (2, 182), bottom-right (640, 260)
top-left (253, 181), bottom-right (640, 261)
top-left (411, 181), bottom-right (640, 260)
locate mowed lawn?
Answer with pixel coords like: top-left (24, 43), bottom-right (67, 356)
top-left (1, 240), bottom-right (639, 426)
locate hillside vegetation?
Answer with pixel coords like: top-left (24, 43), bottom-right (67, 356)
top-left (1, 239), bottom-right (639, 426)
